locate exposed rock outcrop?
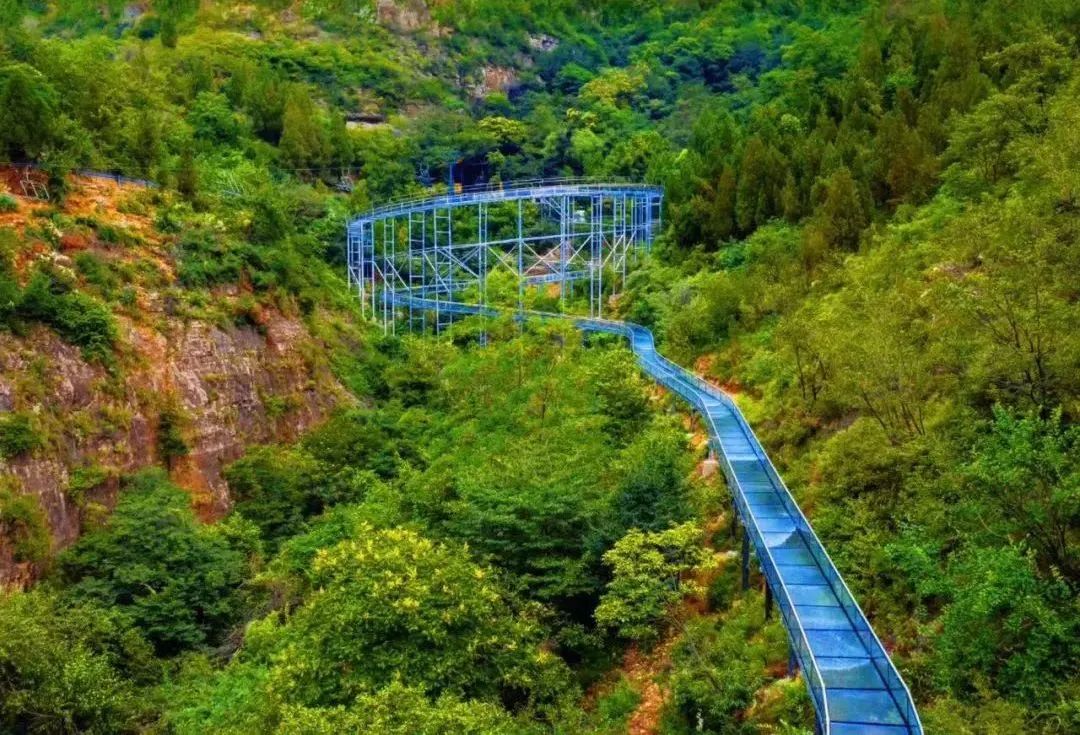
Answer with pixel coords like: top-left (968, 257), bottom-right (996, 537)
top-left (376, 0), bottom-right (431, 33)
top-left (0, 309), bottom-right (349, 585)
top-left (0, 174), bottom-right (354, 586)
top-left (473, 65), bottom-right (519, 99)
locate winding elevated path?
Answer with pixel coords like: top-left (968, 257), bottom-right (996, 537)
top-left (388, 296), bottom-right (923, 735)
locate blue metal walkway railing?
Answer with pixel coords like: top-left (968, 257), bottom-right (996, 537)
top-left (383, 295), bottom-right (923, 735)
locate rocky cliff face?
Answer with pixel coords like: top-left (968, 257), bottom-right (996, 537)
top-left (0, 310), bottom-right (349, 586)
top-left (0, 175), bottom-right (353, 586)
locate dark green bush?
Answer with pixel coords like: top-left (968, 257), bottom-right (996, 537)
top-left (175, 230), bottom-right (253, 288)
top-left (75, 252), bottom-right (121, 293)
top-left (0, 412), bottom-right (42, 459)
top-left (16, 268), bottom-right (117, 362)
top-left (55, 470), bottom-right (248, 656)
top-left (156, 404), bottom-right (189, 466)
top-left (225, 435), bottom-right (375, 549)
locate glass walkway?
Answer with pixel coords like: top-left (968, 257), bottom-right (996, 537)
top-left (585, 318), bottom-right (923, 735)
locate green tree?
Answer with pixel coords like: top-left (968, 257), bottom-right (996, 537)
top-left (813, 166), bottom-right (869, 251)
top-left (588, 349), bottom-right (651, 441)
top-left (176, 147), bottom-right (198, 200)
top-left (0, 0), bottom-right (28, 27)
top-left (175, 525), bottom-right (571, 732)
top-left (225, 446), bottom-right (323, 545)
top-left (613, 421), bottom-right (692, 533)
top-left (0, 63), bottom-right (58, 160)
top-left (595, 523), bottom-right (708, 641)
top-left (157, 0), bottom-right (198, 48)
top-left (668, 598), bottom-right (792, 735)
top-left (933, 546), bottom-right (1079, 703)
top-left (280, 85), bottom-right (329, 171)
top-left (0, 591), bottom-right (148, 734)
top-left (188, 91), bottom-right (245, 147)
top-left (225, 444), bottom-right (368, 548)
top-left (269, 526), bottom-right (566, 704)
top-left (55, 471), bottom-right (247, 656)
top-left (440, 439), bottom-right (612, 608)
top-left (962, 407), bottom-right (1080, 587)
top-left (276, 683), bottom-right (524, 735)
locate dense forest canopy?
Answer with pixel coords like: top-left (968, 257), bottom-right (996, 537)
top-left (0, 0), bottom-right (1079, 733)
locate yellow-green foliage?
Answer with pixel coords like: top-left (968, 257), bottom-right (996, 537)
top-left (0, 482), bottom-right (48, 564)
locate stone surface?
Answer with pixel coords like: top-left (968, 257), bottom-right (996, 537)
top-left (0, 311), bottom-right (349, 585)
top-left (376, 0), bottom-right (431, 33)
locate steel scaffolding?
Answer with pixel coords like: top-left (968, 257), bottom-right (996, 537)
top-left (346, 180), bottom-right (664, 335)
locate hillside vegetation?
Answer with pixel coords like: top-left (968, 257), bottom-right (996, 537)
top-left (0, 1), bottom-right (1078, 733)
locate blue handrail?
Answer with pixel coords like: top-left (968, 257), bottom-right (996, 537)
top-left (348, 179), bottom-right (663, 228)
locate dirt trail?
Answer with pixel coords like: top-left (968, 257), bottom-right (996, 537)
top-left (619, 511), bottom-right (735, 734)
top-left (621, 635), bottom-right (677, 735)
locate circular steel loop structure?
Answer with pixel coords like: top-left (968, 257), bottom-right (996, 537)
top-left (346, 180), bottom-right (664, 335)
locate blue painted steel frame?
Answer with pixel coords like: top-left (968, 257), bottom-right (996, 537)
top-left (355, 178), bottom-right (662, 222)
top-left (347, 182), bottom-right (924, 735)
top-left (346, 180), bottom-right (664, 336)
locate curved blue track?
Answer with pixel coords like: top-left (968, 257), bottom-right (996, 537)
top-left (386, 296), bottom-right (923, 735)
top-left (351, 178), bottom-right (663, 226)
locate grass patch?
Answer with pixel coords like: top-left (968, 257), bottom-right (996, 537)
top-left (596, 676), bottom-right (642, 731)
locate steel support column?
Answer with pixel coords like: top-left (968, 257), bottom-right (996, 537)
top-left (517, 199), bottom-right (525, 327)
top-left (741, 531), bottom-right (750, 591)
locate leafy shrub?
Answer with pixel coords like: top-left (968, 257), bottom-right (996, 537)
top-left (0, 412), bottom-right (42, 459)
top-left (595, 677), bottom-right (641, 730)
top-left (67, 463), bottom-right (111, 507)
top-left (0, 483), bottom-right (49, 563)
top-left (0, 194), bottom-right (17, 213)
top-left (225, 428), bottom-right (381, 548)
top-left (301, 408), bottom-right (412, 479)
top-left (175, 229), bottom-right (257, 289)
top-left (225, 446), bottom-right (326, 547)
top-left (156, 404), bottom-right (189, 466)
top-left (75, 251), bottom-right (121, 293)
top-left (16, 268), bottom-right (117, 361)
